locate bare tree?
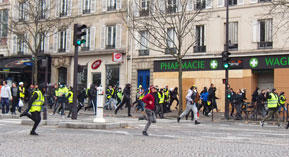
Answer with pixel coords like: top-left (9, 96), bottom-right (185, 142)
top-left (268, 0), bottom-right (289, 39)
top-left (7, 0), bottom-right (73, 84)
top-left (125, 0), bottom-right (210, 115)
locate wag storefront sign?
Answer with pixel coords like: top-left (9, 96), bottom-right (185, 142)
top-left (154, 54), bottom-right (289, 72)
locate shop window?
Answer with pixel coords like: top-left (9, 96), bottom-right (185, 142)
top-left (106, 64), bottom-right (119, 87)
top-left (58, 67), bottom-right (67, 84)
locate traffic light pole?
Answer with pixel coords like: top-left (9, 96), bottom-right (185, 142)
top-left (224, 0), bottom-right (230, 120)
top-left (72, 45), bottom-right (79, 120)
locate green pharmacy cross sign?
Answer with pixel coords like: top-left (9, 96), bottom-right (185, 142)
top-left (154, 54), bottom-right (289, 72)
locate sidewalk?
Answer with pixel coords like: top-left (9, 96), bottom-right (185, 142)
top-left (0, 109), bottom-right (286, 128)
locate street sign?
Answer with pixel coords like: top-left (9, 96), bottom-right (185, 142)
top-left (24, 62), bottom-right (33, 66)
top-left (91, 60), bottom-right (102, 70)
top-left (112, 53), bottom-right (123, 63)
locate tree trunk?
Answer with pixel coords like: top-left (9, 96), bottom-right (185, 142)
top-left (33, 58), bottom-right (38, 84)
top-left (178, 58), bottom-right (183, 116)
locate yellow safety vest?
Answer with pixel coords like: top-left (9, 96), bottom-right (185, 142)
top-left (158, 92), bottom-right (165, 104)
top-left (139, 92), bottom-right (144, 100)
top-left (58, 87), bottom-right (68, 97)
top-left (279, 95), bottom-right (286, 105)
top-left (106, 88), bottom-right (114, 99)
top-left (68, 91), bottom-right (73, 104)
top-left (164, 89), bottom-right (169, 101)
top-left (19, 87), bottom-right (25, 98)
top-left (29, 90), bottom-right (44, 113)
top-left (267, 93), bottom-right (279, 108)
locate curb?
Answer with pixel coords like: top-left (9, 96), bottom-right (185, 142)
top-left (20, 119), bottom-right (129, 130)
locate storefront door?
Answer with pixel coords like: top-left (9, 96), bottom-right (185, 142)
top-left (137, 70), bottom-right (150, 93)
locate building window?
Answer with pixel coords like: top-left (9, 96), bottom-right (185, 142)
top-left (0, 9), bottom-right (8, 38)
top-left (106, 25), bottom-right (116, 49)
top-left (81, 28), bottom-right (90, 51)
top-left (259, 0), bottom-right (271, 2)
top-left (139, 31), bottom-right (149, 56)
top-left (19, 2), bottom-right (26, 21)
top-left (58, 30), bottom-right (67, 52)
top-left (17, 35), bottom-right (25, 55)
top-left (194, 25), bottom-right (206, 53)
top-left (228, 0), bottom-right (237, 6)
top-left (167, 0), bottom-right (177, 13)
top-left (60, 0), bottom-right (68, 17)
top-left (107, 0), bottom-right (116, 11)
top-left (83, 0), bottom-right (91, 14)
top-left (39, 33), bottom-right (45, 53)
top-left (166, 28), bottom-right (176, 54)
top-left (258, 19), bottom-right (272, 49)
top-left (228, 22), bottom-right (238, 50)
top-left (195, 0), bottom-right (206, 10)
top-left (140, 0), bottom-right (150, 16)
top-left (39, 0), bottom-right (46, 19)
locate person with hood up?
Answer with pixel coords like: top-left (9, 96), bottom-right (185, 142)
top-left (115, 84), bottom-right (132, 117)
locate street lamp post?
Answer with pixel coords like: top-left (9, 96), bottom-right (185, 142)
top-left (224, 0), bottom-right (230, 120)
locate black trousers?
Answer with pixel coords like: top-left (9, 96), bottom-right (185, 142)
top-left (155, 103), bottom-right (164, 118)
top-left (230, 102), bottom-right (235, 116)
top-left (11, 96), bottom-right (18, 113)
top-left (27, 112), bottom-right (41, 133)
top-left (115, 97), bottom-right (131, 116)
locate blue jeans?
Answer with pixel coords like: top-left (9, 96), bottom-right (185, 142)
top-left (1, 98), bottom-right (9, 114)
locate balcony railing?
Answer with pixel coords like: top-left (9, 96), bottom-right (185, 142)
top-left (58, 48), bottom-right (66, 53)
top-left (107, 6), bottom-right (116, 11)
top-left (106, 44), bottom-right (115, 49)
top-left (139, 49), bottom-right (149, 56)
top-left (140, 9), bottom-right (150, 17)
top-left (258, 41), bottom-right (272, 49)
top-left (228, 43), bottom-right (238, 51)
top-left (166, 6), bottom-right (177, 14)
top-left (194, 1), bottom-right (206, 10)
top-left (193, 45), bottom-right (206, 53)
top-left (83, 9), bottom-right (91, 14)
top-left (165, 47), bottom-right (177, 54)
top-left (81, 46), bottom-right (90, 51)
top-left (259, 0), bottom-right (271, 2)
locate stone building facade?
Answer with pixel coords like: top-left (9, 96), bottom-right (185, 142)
top-left (130, 0), bottom-right (289, 111)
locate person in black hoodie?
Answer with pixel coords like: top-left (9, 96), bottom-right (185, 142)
top-left (208, 84), bottom-right (219, 112)
top-left (115, 84), bottom-right (132, 117)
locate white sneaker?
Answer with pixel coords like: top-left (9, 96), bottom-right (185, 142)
top-left (208, 112), bottom-right (212, 116)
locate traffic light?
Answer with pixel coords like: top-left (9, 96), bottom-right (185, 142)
top-left (227, 93), bottom-right (231, 99)
top-left (221, 51), bottom-right (231, 62)
top-left (73, 24), bottom-right (87, 46)
top-left (223, 63), bottom-right (229, 69)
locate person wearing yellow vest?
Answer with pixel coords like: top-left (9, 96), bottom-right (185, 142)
top-left (156, 88), bottom-right (165, 118)
top-left (56, 83), bottom-right (68, 116)
top-left (67, 87), bottom-right (74, 118)
top-left (260, 88), bottom-right (280, 127)
top-left (18, 82), bottom-right (25, 113)
top-left (163, 85), bottom-right (170, 112)
top-left (105, 85), bottom-right (115, 110)
top-left (20, 83), bottom-right (45, 135)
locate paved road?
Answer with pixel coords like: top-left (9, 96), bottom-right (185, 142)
top-left (0, 117), bottom-right (288, 157)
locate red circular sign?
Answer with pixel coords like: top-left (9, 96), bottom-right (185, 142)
top-left (91, 60), bottom-right (102, 70)
top-left (115, 53), bottom-right (122, 59)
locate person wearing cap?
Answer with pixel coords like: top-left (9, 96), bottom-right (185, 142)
top-left (260, 88), bottom-right (280, 127)
top-left (141, 86), bottom-right (157, 136)
top-left (18, 82), bottom-right (25, 113)
top-left (177, 86), bottom-right (200, 125)
top-left (20, 83), bottom-right (45, 135)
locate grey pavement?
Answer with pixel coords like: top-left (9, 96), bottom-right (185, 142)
top-left (0, 109), bottom-right (289, 157)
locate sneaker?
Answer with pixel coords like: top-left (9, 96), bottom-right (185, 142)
top-left (128, 114), bottom-right (132, 117)
top-left (208, 112), bottom-right (212, 116)
top-left (286, 124), bottom-right (289, 129)
top-left (195, 120), bottom-right (200, 125)
top-left (260, 121), bottom-right (264, 127)
top-left (142, 131), bottom-right (148, 136)
top-left (177, 117), bottom-right (181, 123)
top-left (30, 131), bottom-right (39, 136)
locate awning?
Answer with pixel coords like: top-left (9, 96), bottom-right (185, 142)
top-left (0, 57), bottom-right (32, 69)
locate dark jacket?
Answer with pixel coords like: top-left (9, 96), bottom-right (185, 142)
top-left (123, 85), bottom-right (131, 100)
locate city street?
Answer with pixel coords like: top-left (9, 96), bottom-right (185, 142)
top-left (0, 116), bottom-right (288, 157)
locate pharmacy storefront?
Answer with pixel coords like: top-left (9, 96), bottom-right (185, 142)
top-left (153, 54), bottom-right (289, 111)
